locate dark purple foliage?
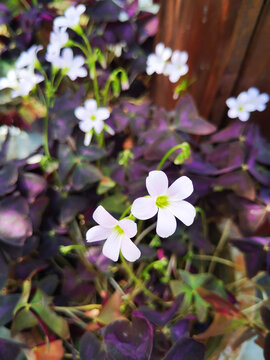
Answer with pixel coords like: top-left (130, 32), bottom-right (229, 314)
top-left (163, 337), bottom-right (205, 360)
top-left (79, 332), bottom-right (106, 360)
top-left (103, 312), bottom-right (153, 360)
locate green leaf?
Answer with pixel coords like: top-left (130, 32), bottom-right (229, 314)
top-left (170, 280), bottom-right (191, 297)
top-left (179, 270), bottom-right (210, 290)
top-left (97, 176), bottom-right (116, 195)
top-left (149, 235), bottom-right (161, 248)
top-left (194, 293), bottom-right (210, 322)
top-left (13, 280), bottom-right (31, 315)
top-left (100, 194), bottom-right (128, 213)
top-left (31, 289), bottom-right (70, 339)
top-left (11, 308), bottom-right (38, 336)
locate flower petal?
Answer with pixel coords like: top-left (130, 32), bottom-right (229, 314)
top-left (75, 106), bottom-right (87, 121)
top-left (146, 170), bottom-right (168, 196)
top-left (167, 176), bottom-right (194, 200)
top-left (131, 197), bottom-right (158, 220)
top-left (226, 97), bottom-right (237, 108)
top-left (93, 205), bottom-right (118, 228)
top-left (238, 111), bottom-right (250, 122)
top-left (102, 231), bottom-right (121, 261)
top-left (168, 200), bottom-right (196, 226)
top-left (156, 208), bottom-right (177, 238)
top-left (155, 43), bottom-right (165, 57)
top-left (86, 225), bottom-right (111, 242)
top-left (118, 219), bottom-right (137, 238)
top-left (96, 108), bottom-right (110, 121)
top-left (85, 99), bottom-right (97, 111)
top-left (93, 120), bottom-right (104, 134)
top-left (121, 236), bottom-right (141, 262)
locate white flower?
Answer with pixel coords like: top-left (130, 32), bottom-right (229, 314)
top-left (131, 171), bottom-right (196, 238)
top-left (146, 43), bottom-right (172, 75)
top-left (58, 48), bottom-right (87, 80)
top-left (74, 99), bottom-right (111, 145)
top-left (138, 0), bottom-right (160, 14)
top-left (246, 87), bottom-right (269, 112)
top-left (50, 26), bottom-right (69, 50)
top-left (45, 43), bottom-right (62, 66)
top-left (226, 91), bottom-right (254, 122)
top-left (0, 68), bottom-right (44, 98)
top-left (15, 45), bottom-right (43, 70)
top-left (86, 205), bottom-right (141, 262)
top-left (164, 50), bottom-right (188, 83)
top-left (54, 4), bottom-right (86, 30)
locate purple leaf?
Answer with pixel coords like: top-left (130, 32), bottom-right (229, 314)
top-left (214, 170), bottom-right (256, 201)
top-left (0, 196), bottom-right (32, 246)
top-left (0, 163), bottom-right (18, 196)
top-left (209, 121), bottom-right (244, 143)
top-left (0, 250), bottom-right (9, 290)
top-left (170, 318), bottom-right (191, 342)
top-left (138, 295), bottom-right (184, 326)
top-left (79, 332), bottom-right (105, 360)
top-left (0, 294), bottom-right (20, 326)
top-left (103, 312), bottom-right (153, 360)
top-left (163, 337), bottom-right (205, 360)
top-left (175, 94), bottom-right (216, 135)
top-left (18, 172), bottom-right (47, 202)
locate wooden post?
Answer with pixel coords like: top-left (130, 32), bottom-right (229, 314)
top-left (152, 0), bottom-right (269, 130)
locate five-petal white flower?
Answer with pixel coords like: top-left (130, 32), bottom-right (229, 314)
top-left (226, 92), bottom-right (254, 122)
top-left (74, 99), bottom-right (111, 145)
top-left (54, 4), bottom-right (86, 30)
top-left (57, 48), bottom-right (87, 80)
top-left (164, 50), bottom-right (189, 83)
top-left (246, 87), bottom-right (269, 112)
top-left (226, 88), bottom-right (269, 121)
top-left (131, 171), bottom-right (196, 238)
top-left (146, 43), bottom-right (172, 75)
top-left (86, 205), bottom-right (141, 262)
top-left (15, 45), bottom-right (43, 70)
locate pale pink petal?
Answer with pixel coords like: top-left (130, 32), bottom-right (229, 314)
top-left (96, 108), bottom-right (110, 121)
top-left (238, 111), bottom-right (250, 122)
top-left (226, 97), bottom-right (237, 108)
top-left (168, 176), bottom-right (194, 200)
top-left (79, 120), bottom-right (93, 133)
top-left (85, 99), bottom-right (97, 112)
top-left (118, 219), bottom-right (137, 238)
top-left (155, 43), bottom-right (165, 57)
top-left (54, 16), bottom-right (68, 28)
top-left (131, 197), bottom-right (158, 220)
top-left (156, 208), bottom-right (177, 238)
top-left (237, 92), bottom-right (249, 103)
top-left (121, 236), bottom-right (141, 262)
top-left (168, 200), bottom-right (196, 226)
top-left (74, 106), bottom-right (88, 121)
top-left (84, 132), bottom-right (92, 146)
top-left (102, 232), bottom-right (121, 261)
top-left (93, 205), bottom-right (118, 228)
top-left (228, 108), bottom-right (238, 118)
top-left (86, 225), bottom-right (111, 242)
top-left (93, 120), bottom-right (104, 134)
top-left (146, 170), bottom-right (168, 196)
top-left (162, 47), bottom-right (172, 61)
top-left (247, 87), bottom-right (259, 98)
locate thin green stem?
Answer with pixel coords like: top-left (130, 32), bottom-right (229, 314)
top-left (43, 102), bottom-right (51, 158)
top-left (192, 254), bottom-right (242, 270)
top-left (157, 144), bottom-right (185, 170)
top-left (120, 205), bottom-right (132, 220)
top-left (208, 219), bottom-right (231, 274)
top-left (80, 31), bottom-right (100, 106)
top-left (120, 252), bottom-right (165, 304)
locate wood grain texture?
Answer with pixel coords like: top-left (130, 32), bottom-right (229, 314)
top-left (152, 0), bottom-right (267, 128)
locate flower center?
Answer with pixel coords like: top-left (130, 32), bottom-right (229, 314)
top-left (156, 195), bottom-right (169, 209)
top-left (90, 115), bottom-right (96, 121)
top-left (238, 106), bottom-right (244, 111)
top-left (114, 225), bottom-right (124, 235)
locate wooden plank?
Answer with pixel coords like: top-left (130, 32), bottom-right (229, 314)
top-left (152, 0), bottom-right (264, 126)
top-left (232, 1), bottom-right (270, 136)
